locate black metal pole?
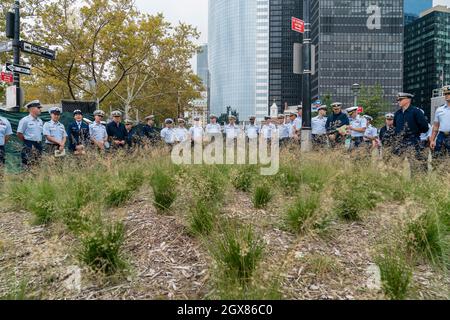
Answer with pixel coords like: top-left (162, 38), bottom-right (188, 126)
top-left (13, 0), bottom-right (21, 110)
top-left (301, 0), bottom-right (312, 151)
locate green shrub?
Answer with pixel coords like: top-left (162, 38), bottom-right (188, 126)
top-left (0, 279), bottom-right (32, 300)
top-left (105, 184), bottom-right (134, 208)
top-left (27, 179), bottom-right (58, 225)
top-left (278, 165), bottom-right (302, 194)
top-left (209, 223), bottom-right (264, 283)
top-left (150, 169), bottom-right (177, 212)
top-left (333, 176), bottom-right (379, 221)
top-left (285, 193), bottom-right (320, 233)
top-left (79, 222), bottom-right (127, 275)
top-left (406, 211), bottom-right (447, 266)
top-left (252, 184), bottom-right (272, 209)
top-left (189, 200), bottom-right (216, 236)
top-left (298, 162), bottom-right (332, 192)
top-left (334, 197), bottom-right (363, 221)
top-left (105, 169), bottom-right (145, 208)
top-left (232, 166), bottom-right (257, 192)
top-left (190, 166), bottom-right (228, 205)
top-left (376, 249), bottom-right (412, 300)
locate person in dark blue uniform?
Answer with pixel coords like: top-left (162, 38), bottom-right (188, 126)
top-left (67, 110), bottom-right (90, 155)
top-left (393, 93), bottom-right (430, 174)
top-left (142, 115), bottom-right (161, 147)
top-left (124, 119), bottom-right (140, 151)
top-left (430, 85), bottom-right (450, 168)
top-left (379, 113), bottom-right (396, 162)
top-left (326, 102), bottom-right (350, 148)
top-left (106, 111), bottom-right (127, 150)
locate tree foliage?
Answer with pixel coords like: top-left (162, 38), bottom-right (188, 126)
top-left (358, 84), bottom-right (391, 121)
top-left (0, 0), bottom-right (202, 120)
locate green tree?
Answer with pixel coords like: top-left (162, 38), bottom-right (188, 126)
top-left (0, 0), bottom-right (202, 119)
top-left (358, 84), bottom-right (390, 124)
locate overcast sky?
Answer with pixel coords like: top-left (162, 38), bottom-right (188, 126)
top-left (434, 0), bottom-right (450, 6)
top-left (135, 0), bottom-right (208, 45)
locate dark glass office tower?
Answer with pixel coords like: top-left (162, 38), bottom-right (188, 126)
top-left (311, 0), bottom-right (404, 111)
top-left (404, 6), bottom-right (450, 116)
top-left (269, 0), bottom-right (303, 112)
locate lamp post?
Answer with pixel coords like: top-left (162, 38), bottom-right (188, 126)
top-left (13, 0), bottom-right (21, 111)
top-left (352, 83), bottom-right (361, 108)
top-left (301, 0), bottom-right (312, 152)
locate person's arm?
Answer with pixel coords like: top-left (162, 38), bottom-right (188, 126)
top-left (89, 126), bottom-right (96, 143)
top-left (4, 121), bottom-right (12, 144)
top-left (17, 119), bottom-right (26, 142)
top-left (60, 128), bottom-right (68, 150)
top-left (430, 122), bottom-right (440, 150)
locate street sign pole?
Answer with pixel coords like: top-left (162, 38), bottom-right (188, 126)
top-left (13, 0), bottom-right (21, 110)
top-left (301, 0), bottom-right (312, 152)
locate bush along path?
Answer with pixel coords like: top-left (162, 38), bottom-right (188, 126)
top-left (0, 150), bottom-right (448, 300)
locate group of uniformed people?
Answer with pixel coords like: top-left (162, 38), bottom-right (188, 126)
top-left (0, 86), bottom-right (449, 172)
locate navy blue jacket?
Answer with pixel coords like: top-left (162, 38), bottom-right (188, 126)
top-left (326, 112), bottom-right (350, 133)
top-left (125, 128), bottom-right (140, 148)
top-left (67, 121), bottom-right (90, 152)
top-left (142, 125), bottom-right (161, 143)
top-left (106, 121), bottom-right (128, 141)
top-left (394, 106), bottom-right (429, 140)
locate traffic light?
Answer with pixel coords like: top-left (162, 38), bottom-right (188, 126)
top-left (6, 12), bottom-right (15, 39)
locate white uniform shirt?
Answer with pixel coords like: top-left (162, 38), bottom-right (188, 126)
top-left (175, 127), bottom-right (189, 142)
top-left (364, 125), bottom-right (378, 141)
top-left (205, 123), bottom-right (222, 135)
top-left (17, 114), bottom-right (43, 142)
top-left (278, 123), bottom-right (291, 139)
top-left (224, 124), bottom-right (240, 139)
top-left (350, 115), bottom-right (367, 137)
top-left (0, 117), bottom-right (13, 146)
top-left (189, 125), bottom-right (204, 141)
top-left (89, 122), bottom-right (108, 142)
top-left (434, 104), bottom-right (450, 132)
top-left (161, 127), bottom-right (176, 144)
top-left (43, 120), bottom-right (67, 144)
top-left (261, 124), bottom-right (276, 140)
top-left (311, 116), bottom-right (328, 135)
top-left (245, 124), bottom-right (260, 139)
top-left (293, 116), bottom-right (303, 131)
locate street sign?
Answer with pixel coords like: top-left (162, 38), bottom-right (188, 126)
top-left (0, 41), bottom-right (13, 53)
top-left (6, 62), bottom-right (31, 75)
top-left (292, 17), bottom-right (305, 33)
top-left (1, 72), bottom-right (14, 83)
top-left (20, 41), bottom-right (56, 60)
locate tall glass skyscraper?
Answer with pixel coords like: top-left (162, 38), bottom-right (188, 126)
top-left (269, 0), bottom-right (303, 111)
top-left (209, 0), bottom-right (270, 121)
top-left (311, 0), bottom-right (404, 110)
top-left (196, 45), bottom-right (209, 88)
top-left (404, 6), bottom-right (450, 116)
